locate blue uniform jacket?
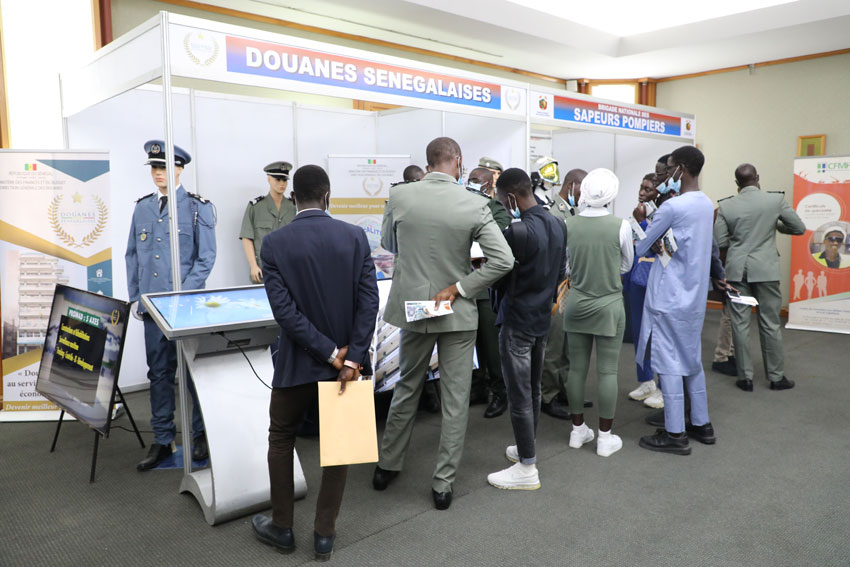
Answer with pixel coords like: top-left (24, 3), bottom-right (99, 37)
top-left (261, 210), bottom-right (379, 388)
top-left (126, 185), bottom-right (217, 313)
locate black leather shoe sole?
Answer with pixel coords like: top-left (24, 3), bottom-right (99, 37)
top-left (686, 423), bottom-right (717, 445)
top-left (639, 430), bottom-right (692, 455)
top-left (484, 398), bottom-right (507, 418)
top-left (372, 466), bottom-right (398, 491)
top-left (711, 360), bottom-right (737, 376)
top-left (432, 489), bottom-right (452, 510)
top-left (769, 378), bottom-right (795, 391)
top-left (736, 379), bottom-right (754, 392)
top-left (314, 532), bottom-right (335, 562)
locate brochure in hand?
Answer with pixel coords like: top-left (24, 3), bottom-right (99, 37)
top-left (405, 300), bottom-right (454, 323)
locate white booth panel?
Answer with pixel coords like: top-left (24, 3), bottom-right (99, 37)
top-left (612, 135), bottom-right (685, 220)
top-left (376, 109), bottom-right (441, 169)
top-left (444, 112), bottom-right (527, 172)
top-left (193, 94), bottom-right (295, 290)
top-left (295, 106), bottom-right (377, 170)
top-left (66, 88), bottom-right (193, 390)
top-left (552, 129), bottom-right (615, 174)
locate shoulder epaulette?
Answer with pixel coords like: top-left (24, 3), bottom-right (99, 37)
top-left (135, 192), bottom-right (156, 204)
top-left (465, 187), bottom-right (489, 200)
top-left (767, 191), bottom-right (785, 195)
top-left (717, 196), bottom-right (733, 203)
top-left (249, 194), bottom-right (266, 205)
top-left (187, 191), bottom-right (209, 204)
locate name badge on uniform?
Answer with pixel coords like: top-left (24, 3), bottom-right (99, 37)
top-left (140, 233), bottom-right (147, 241)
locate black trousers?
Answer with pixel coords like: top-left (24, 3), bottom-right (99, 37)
top-left (269, 382), bottom-right (347, 536)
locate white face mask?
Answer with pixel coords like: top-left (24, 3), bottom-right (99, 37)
top-left (456, 157), bottom-right (463, 185)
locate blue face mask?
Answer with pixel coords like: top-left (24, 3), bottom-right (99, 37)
top-left (456, 157), bottom-right (463, 186)
top-left (508, 194), bottom-right (521, 219)
top-left (657, 166), bottom-right (681, 195)
top-left (566, 183), bottom-right (576, 207)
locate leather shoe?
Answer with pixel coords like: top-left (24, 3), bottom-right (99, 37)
top-left (484, 394), bottom-right (507, 418)
top-left (736, 379), bottom-right (754, 392)
top-left (711, 357), bottom-right (737, 376)
top-left (468, 388), bottom-right (488, 406)
top-left (372, 465), bottom-right (398, 491)
top-left (314, 531), bottom-right (335, 562)
top-left (645, 409), bottom-right (665, 427)
top-left (769, 377), bottom-right (795, 391)
top-left (686, 422), bottom-right (716, 445)
top-left (252, 515), bottom-right (294, 554)
top-left (541, 397), bottom-right (571, 420)
top-left (192, 434), bottom-right (209, 461)
top-left (136, 442), bottom-right (174, 471)
top-left (432, 489), bottom-right (452, 510)
top-left (639, 429), bottom-right (692, 455)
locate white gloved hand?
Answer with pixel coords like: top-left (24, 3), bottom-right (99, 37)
top-left (131, 301), bottom-right (144, 321)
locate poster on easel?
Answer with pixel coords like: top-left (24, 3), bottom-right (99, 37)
top-left (786, 155), bottom-right (850, 335)
top-left (327, 155), bottom-right (410, 280)
top-left (0, 150), bottom-right (112, 420)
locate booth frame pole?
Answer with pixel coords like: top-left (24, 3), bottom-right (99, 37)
top-left (159, 12), bottom-right (193, 474)
top-left (525, 86), bottom-right (531, 171)
top-left (292, 102), bottom-right (299, 167)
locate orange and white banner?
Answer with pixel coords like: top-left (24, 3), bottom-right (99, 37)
top-left (787, 155), bottom-right (850, 334)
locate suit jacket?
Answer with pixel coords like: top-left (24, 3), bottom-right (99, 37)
top-left (261, 210), bottom-right (379, 388)
top-left (714, 186), bottom-right (805, 282)
top-left (381, 172), bottom-right (514, 332)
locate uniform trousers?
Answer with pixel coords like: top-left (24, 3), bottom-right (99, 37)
top-left (143, 316), bottom-right (203, 445)
top-left (541, 310), bottom-right (570, 404)
top-left (379, 329), bottom-right (476, 493)
top-left (566, 312), bottom-right (624, 420)
top-left (728, 279), bottom-right (784, 382)
top-left (659, 371), bottom-right (710, 434)
top-left (471, 299), bottom-right (506, 399)
top-left (499, 325), bottom-right (547, 465)
top-left (268, 383), bottom-right (347, 536)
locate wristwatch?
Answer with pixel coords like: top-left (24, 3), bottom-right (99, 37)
top-left (327, 347), bottom-right (339, 364)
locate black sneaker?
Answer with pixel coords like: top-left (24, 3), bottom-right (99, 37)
top-left (639, 429), bottom-right (691, 455)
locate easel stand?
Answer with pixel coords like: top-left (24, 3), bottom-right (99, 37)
top-left (49, 387), bottom-right (145, 483)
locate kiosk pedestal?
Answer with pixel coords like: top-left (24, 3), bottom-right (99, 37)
top-left (142, 285), bottom-right (307, 525)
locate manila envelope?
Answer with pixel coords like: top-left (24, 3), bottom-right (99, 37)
top-left (318, 380), bottom-right (379, 467)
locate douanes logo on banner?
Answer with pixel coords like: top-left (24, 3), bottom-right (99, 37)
top-left (48, 192), bottom-right (108, 249)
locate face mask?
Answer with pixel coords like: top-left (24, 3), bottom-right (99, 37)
top-left (566, 183), bottom-right (576, 207)
top-left (668, 170), bottom-right (682, 194)
top-left (508, 194), bottom-right (521, 219)
top-left (456, 157), bottom-right (463, 185)
top-left (657, 166), bottom-right (681, 195)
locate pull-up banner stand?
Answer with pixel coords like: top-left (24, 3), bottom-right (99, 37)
top-left (787, 155), bottom-right (850, 334)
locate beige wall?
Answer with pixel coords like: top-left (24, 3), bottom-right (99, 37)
top-left (656, 53), bottom-right (850, 304)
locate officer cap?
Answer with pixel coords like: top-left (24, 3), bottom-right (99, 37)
top-left (144, 140), bottom-right (191, 167)
top-left (264, 161), bottom-right (293, 180)
top-left (479, 156), bottom-right (503, 172)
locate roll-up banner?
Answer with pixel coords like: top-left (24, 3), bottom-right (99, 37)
top-left (0, 150), bottom-right (112, 418)
top-left (787, 155), bottom-right (850, 334)
top-left (327, 155), bottom-right (410, 280)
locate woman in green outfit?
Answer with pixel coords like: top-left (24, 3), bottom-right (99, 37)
top-left (563, 168), bottom-right (634, 457)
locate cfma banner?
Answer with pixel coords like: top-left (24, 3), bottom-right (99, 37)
top-left (787, 155), bottom-right (850, 334)
top-left (0, 151), bottom-right (111, 417)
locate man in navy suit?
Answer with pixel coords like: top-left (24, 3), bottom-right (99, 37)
top-left (251, 165), bottom-right (379, 561)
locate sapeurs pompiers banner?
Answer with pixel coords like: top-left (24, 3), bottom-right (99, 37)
top-left (0, 150), bottom-right (112, 416)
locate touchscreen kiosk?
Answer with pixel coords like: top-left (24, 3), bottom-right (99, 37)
top-left (141, 284), bottom-right (305, 525)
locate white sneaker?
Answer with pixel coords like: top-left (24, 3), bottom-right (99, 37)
top-left (628, 381), bottom-right (656, 401)
top-left (505, 445), bottom-right (519, 463)
top-left (487, 463), bottom-right (540, 490)
top-left (596, 432), bottom-right (623, 457)
top-left (643, 389), bottom-right (664, 409)
top-left (569, 424), bottom-right (595, 448)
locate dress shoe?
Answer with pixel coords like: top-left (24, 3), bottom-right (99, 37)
top-left (136, 442), bottom-right (174, 471)
top-left (736, 379), bottom-right (754, 392)
top-left (711, 357), bottom-right (737, 376)
top-left (484, 394), bottom-right (507, 418)
top-left (686, 422), bottom-right (716, 445)
top-left (314, 531), bottom-right (335, 562)
top-left (769, 377), bottom-right (795, 391)
top-left (639, 429), bottom-right (691, 455)
top-left (432, 489), bottom-right (452, 510)
top-left (645, 409), bottom-right (665, 427)
top-left (541, 397), bottom-right (571, 420)
top-left (251, 515), bottom-right (294, 554)
top-left (192, 434), bottom-right (209, 461)
top-left (468, 388), bottom-right (488, 406)
top-left (372, 465), bottom-right (398, 491)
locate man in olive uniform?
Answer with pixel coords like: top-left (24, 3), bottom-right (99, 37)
top-left (714, 163), bottom-right (806, 392)
top-left (240, 161), bottom-right (297, 283)
top-left (541, 168), bottom-right (587, 420)
top-left (126, 140), bottom-right (217, 471)
top-left (466, 167), bottom-right (511, 418)
top-left (373, 137), bottom-right (514, 510)
top-left (478, 157), bottom-right (503, 187)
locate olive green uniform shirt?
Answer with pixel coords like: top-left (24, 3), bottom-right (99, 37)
top-left (240, 193), bottom-right (297, 264)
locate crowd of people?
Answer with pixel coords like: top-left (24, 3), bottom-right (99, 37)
top-left (125, 136), bottom-right (806, 561)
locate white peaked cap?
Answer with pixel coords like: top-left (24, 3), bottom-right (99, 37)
top-left (579, 168), bottom-right (619, 208)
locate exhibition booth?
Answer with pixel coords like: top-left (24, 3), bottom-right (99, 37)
top-left (55, 12), bottom-right (696, 523)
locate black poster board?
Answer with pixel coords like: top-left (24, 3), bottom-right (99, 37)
top-left (36, 285), bottom-right (130, 436)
